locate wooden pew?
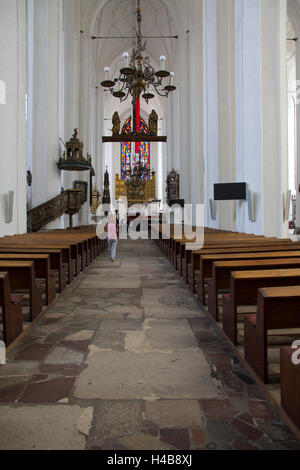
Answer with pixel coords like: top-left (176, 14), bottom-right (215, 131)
top-left (21, 233), bottom-right (92, 270)
top-left (169, 226), bottom-right (234, 259)
top-left (0, 272), bottom-right (23, 346)
top-left (243, 286), bottom-right (300, 383)
top-left (70, 228), bottom-right (102, 258)
top-left (4, 237), bottom-right (79, 279)
top-left (155, 224), bottom-right (203, 263)
top-left (67, 224), bottom-right (104, 257)
top-left (168, 230), bottom-right (269, 269)
top-left (222, 269), bottom-right (300, 345)
top-left (196, 249), bottom-right (300, 305)
top-left (172, 228), bottom-right (275, 253)
top-left (156, 225), bottom-right (225, 259)
top-left (172, 228), bottom-right (283, 253)
top-left (22, 228), bottom-right (101, 265)
top-left (186, 240), bottom-right (300, 289)
top-left (43, 231), bottom-right (101, 264)
top-left (207, 258), bottom-right (300, 320)
top-left (280, 346), bottom-right (300, 429)
top-left (0, 247), bottom-right (66, 293)
top-left (20, 230), bottom-right (101, 267)
top-left (0, 242), bottom-right (74, 284)
top-left (0, 261), bottom-right (42, 321)
top-left (173, 232), bottom-right (272, 270)
top-left (32, 235), bottom-right (86, 272)
top-left (154, 224), bottom-right (297, 278)
top-left (0, 254), bottom-right (56, 305)
top-left (183, 240), bottom-right (295, 281)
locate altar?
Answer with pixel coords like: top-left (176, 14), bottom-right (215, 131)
top-left (115, 170), bottom-right (156, 207)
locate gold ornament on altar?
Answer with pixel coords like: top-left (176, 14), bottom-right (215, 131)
top-left (115, 167), bottom-right (156, 207)
top-left (148, 109), bottom-right (158, 136)
top-left (112, 112), bottom-right (121, 136)
top-left (90, 187), bottom-right (101, 222)
top-left (125, 166), bottom-right (146, 201)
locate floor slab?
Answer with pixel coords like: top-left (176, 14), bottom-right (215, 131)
top-left (74, 349), bottom-right (224, 400)
top-left (0, 405), bottom-right (87, 450)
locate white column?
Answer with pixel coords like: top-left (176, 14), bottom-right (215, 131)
top-left (77, 32), bottom-right (91, 225)
top-left (47, 0), bottom-right (64, 221)
top-left (30, 0), bottom-right (48, 208)
top-left (188, 0), bottom-right (204, 222)
top-left (203, 0), bottom-right (219, 228)
top-left (177, 32), bottom-right (191, 204)
top-left (157, 142), bottom-right (164, 202)
top-left (233, 0), bottom-right (288, 237)
top-left (171, 87), bottom-right (181, 174)
top-left (96, 87), bottom-right (104, 193)
top-left (27, 0), bottom-right (34, 211)
top-left (234, 0), bottom-right (263, 234)
top-left (28, 0), bottom-right (64, 229)
top-left (261, 0), bottom-right (288, 237)
top-left (295, 32), bottom-right (300, 229)
top-left (62, 0), bottom-right (81, 227)
top-left (217, 0), bottom-right (236, 231)
top-left (87, 86), bottom-right (97, 223)
top-left (165, 96), bottom-right (174, 172)
top-left (0, 0), bottom-right (27, 236)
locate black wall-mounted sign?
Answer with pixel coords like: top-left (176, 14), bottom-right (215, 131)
top-left (214, 183), bottom-right (247, 201)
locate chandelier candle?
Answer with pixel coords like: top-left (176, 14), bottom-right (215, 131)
top-left (123, 52), bottom-right (130, 68)
top-left (102, 67), bottom-right (115, 88)
top-left (104, 67), bottom-right (110, 81)
top-left (170, 72), bottom-right (174, 86)
top-left (160, 55), bottom-right (166, 70)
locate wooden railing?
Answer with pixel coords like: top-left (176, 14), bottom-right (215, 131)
top-left (27, 189), bottom-right (83, 232)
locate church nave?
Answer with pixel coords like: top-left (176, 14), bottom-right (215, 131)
top-left (2, 0), bottom-right (300, 456)
top-left (0, 239), bottom-right (299, 451)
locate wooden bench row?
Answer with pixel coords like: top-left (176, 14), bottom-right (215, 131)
top-left (0, 226), bottom-right (106, 347)
top-left (154, 225), bottom-right (300, 430)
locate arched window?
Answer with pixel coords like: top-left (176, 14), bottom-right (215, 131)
top-left (121, 116), bottom-right (151, 180)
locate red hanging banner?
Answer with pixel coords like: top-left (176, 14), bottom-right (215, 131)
top-left (135, 98), bottom-right (140, 154)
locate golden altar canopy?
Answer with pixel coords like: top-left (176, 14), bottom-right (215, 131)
top-left (115, 171), bottom-right (156, 207)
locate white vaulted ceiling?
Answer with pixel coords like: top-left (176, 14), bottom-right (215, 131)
top-left (88, 0), bottom-right (180, 131)
top-left (91, 0), bottom-right (178, 80)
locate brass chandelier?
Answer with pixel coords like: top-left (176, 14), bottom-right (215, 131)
top-left (100, 0), bottom-right (176, 104)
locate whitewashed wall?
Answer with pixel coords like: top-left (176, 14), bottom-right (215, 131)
top-left (0, 0), bottom-right (27, 236)
top-left (288, 0), bottom-right (300, 231)
top-left (203, 0), bottom-right (289, 237)
top-left (27, 0), bottom-right (65, 230)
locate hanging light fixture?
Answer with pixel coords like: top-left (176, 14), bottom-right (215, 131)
top-left (100, 0), bottom-right (176, 104)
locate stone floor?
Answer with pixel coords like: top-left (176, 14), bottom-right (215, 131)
top-left (0, 239), bottom-right (300, 450)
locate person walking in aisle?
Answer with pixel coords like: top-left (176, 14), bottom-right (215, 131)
top-left (105, 213), bottom-right (119, 262)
